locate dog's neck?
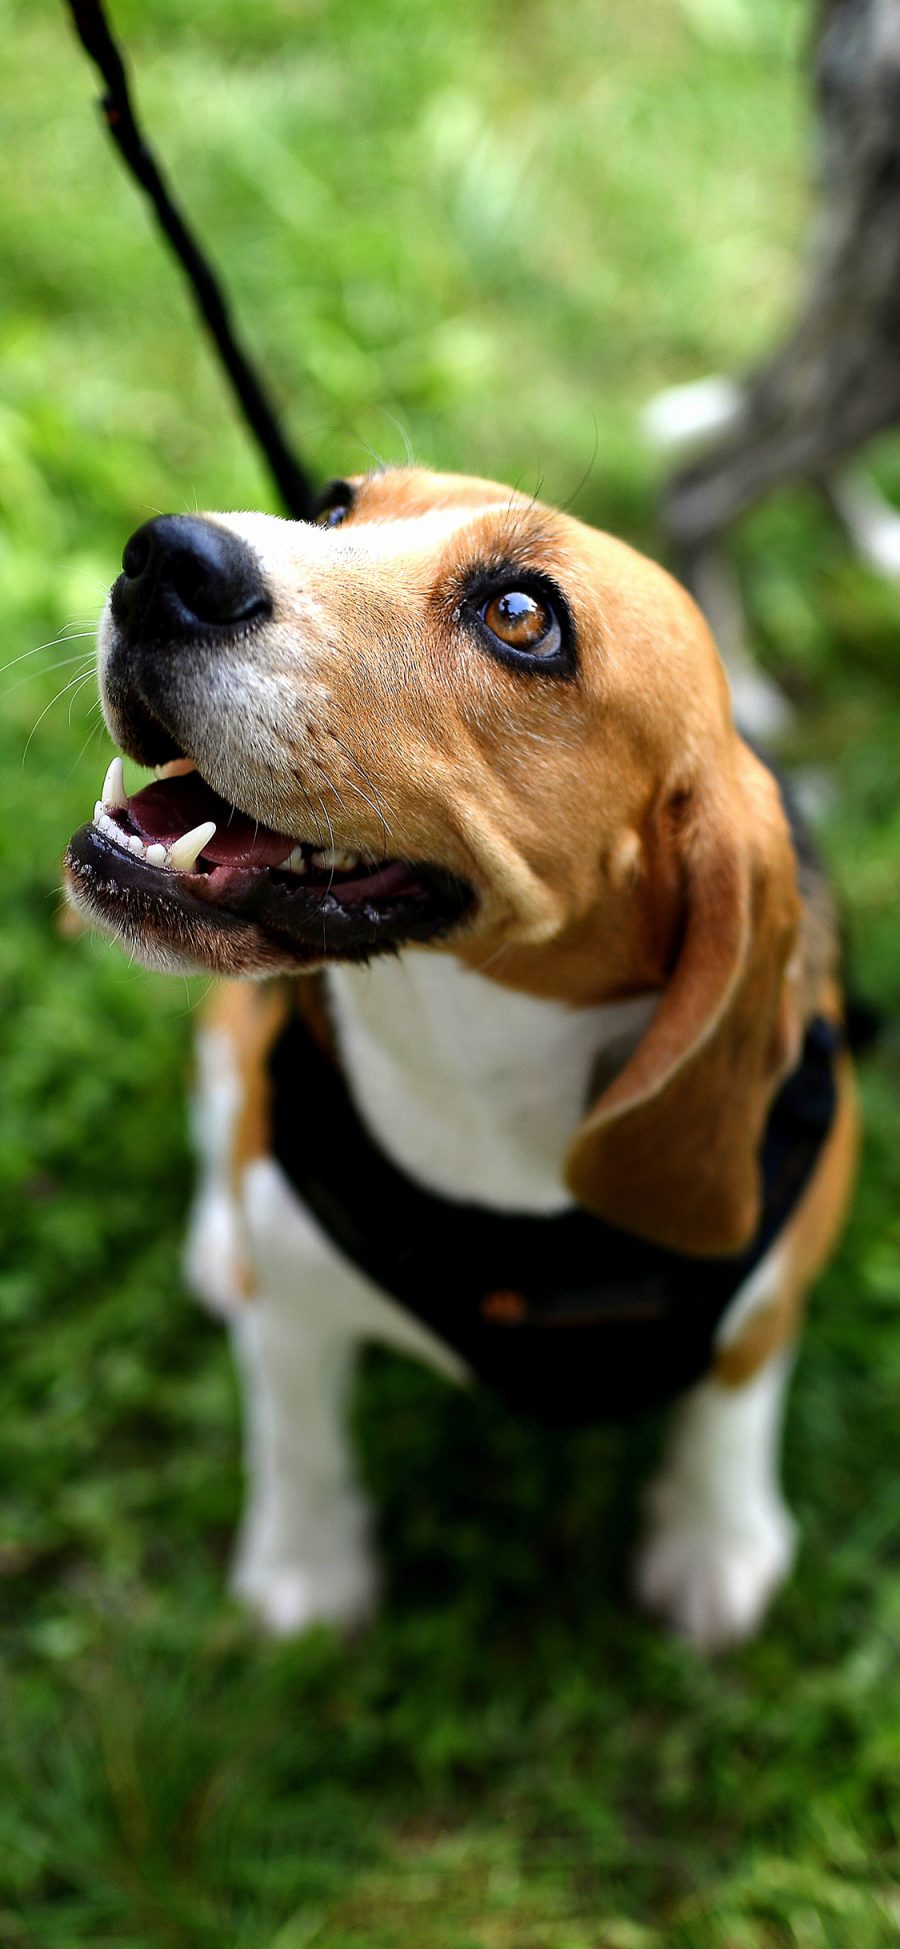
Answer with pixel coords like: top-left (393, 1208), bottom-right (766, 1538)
top-left (326, 956), bottom-right (658, 1214)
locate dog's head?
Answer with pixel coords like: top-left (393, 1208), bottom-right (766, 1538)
top-left (65, 467), bottom-right (800, 1250)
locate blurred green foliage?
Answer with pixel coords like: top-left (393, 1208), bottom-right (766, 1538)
top-left (0, 0), bottom-right (898, 1943)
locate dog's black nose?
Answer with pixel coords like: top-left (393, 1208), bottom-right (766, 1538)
top-left (111, 515), bottom-right (269, 637)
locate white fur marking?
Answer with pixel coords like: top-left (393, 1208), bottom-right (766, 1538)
top-left (209, 503), bottom-right (506, 582)
top-left (327, 957), bottom-right (659, 1211)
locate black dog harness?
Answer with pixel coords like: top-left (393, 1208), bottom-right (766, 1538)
top-left (268, 1004), bottom-right (841, 1427)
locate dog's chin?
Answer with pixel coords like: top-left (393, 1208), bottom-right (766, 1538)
top-left (63, 765), bottom-right (474, 979)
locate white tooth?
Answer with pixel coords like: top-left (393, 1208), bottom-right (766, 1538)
top-left (99, 814), bottom-right (117, 839)
top-left (127, 833), bottom-right (146, 858)
top-left (101, 756), bottom-right (128, 809)
top-left (285, 846), bottom-right (308, 875)
top-left (155, 757), bottom-right (197, 780)
top-left (312, 847), bottom-right (360, 871)
top-left (168, 820), bottom-right (217, 872)
top-left (94, 801), bottom-right (104, 823)
top-left (146, 843), bottom-right (168, 867)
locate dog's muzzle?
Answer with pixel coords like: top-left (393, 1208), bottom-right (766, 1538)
top-left (63, 515), bottom-right (474, 975)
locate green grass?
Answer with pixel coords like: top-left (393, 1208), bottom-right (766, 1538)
top-left (1, 0), bottom-right (899, 1943)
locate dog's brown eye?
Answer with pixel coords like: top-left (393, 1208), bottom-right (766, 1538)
top-left (480, 590), bottom-right (560, 657)
top-left (316, 503), bottom-right (350, 529)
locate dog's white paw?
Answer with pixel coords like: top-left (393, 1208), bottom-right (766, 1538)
top-left (232, 1547), bottom-right (381, 1638)
top-left (633, 1493), bottom-right (796, 1651)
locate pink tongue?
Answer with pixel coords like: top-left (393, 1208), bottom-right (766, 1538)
top-left (127, 776), bottom-right (294, 868)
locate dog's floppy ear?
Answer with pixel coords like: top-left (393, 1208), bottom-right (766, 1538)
top-left (565, 757), bottom-right (800, 1256)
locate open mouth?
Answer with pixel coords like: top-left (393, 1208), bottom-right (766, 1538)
top-left (64, 755), bottom-right (473, 976)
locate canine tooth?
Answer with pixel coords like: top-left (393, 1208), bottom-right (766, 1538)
top-left (101, 756), bottom-right (128, 809)
top-left (155, 757), bottom-right (197, 780)
top-left (146, 843), bottom-right (168, 867)
top-left (285, 846), bottom-right (308, 874)
top-left (312, 847), bottom-right (360, 871)
top-left (168, 820), bottom-right (216, 872)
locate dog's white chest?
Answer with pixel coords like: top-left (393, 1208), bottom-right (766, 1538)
top-left (326, 957), bottom-right (658, 1213)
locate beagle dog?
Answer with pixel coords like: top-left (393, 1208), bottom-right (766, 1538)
top-left (64, 468), bottom-right (858, 1650)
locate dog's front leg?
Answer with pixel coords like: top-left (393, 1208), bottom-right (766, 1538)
top-left (185, 991), bottom-right (378, 1633)
top-left (228, 1276), bottom-right (378, 1638)
top-left (633, 1346), bottom-right (797, 1651)
top-left (226, 1150), bottom-right (467, 1637)
top-left (216, 1152), bottom-right (402, 1638)
top-left (185, 999), bottom-right (378, 1634)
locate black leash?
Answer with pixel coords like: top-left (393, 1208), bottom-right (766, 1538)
top-left (65, 1), bottom-right (316, 520)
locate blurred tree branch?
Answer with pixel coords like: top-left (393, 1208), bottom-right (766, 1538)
top-left (661, 0), bottom-right (900, 566)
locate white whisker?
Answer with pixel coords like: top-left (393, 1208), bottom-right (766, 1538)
top-left (0, 631), bottom-right (95, 680)
top-left (22, 670), bottom-right (99, 765)
top-left (2, 651), bottom-right (94, 701)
